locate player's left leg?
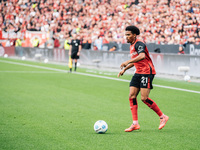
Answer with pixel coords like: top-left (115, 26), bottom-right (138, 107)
top-left (74, 52), bottom-right (80, 72)
top-left (140, 74), bottom-right (169, 129)
top-left (140, 88), bottom-right (163, 117)
top-left (140, 88), bottom-right (169, 129)
top-left (74, 59), bottom-right (77, 71)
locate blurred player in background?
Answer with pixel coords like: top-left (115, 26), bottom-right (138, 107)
top-left (69, 33), bottom-right (82, 72)
top-left (118, 26), bottom-right (169, 132)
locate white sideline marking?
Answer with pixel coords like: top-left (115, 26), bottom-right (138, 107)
top-left (1, 59), bottom-right (200, 94)
top-left (0, 71), bottom-right (65, 73)
top-left (74, 72), bottom-right (200, 94)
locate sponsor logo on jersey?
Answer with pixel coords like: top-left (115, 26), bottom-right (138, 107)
top-left (131, 51), bottom-right (138, 56)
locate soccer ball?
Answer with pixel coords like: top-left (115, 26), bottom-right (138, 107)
top-left (44, 58), bottom-right (48, 63)
top-left (21, 56), bottom-right (26, 60)
top-left (4, 54), bottom-right (8, 58)
top-left (94, 120), bottom-right (108, 134)
top-left (184, 75), bottom-right (190, 81)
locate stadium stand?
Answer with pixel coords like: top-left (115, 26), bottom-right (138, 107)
top-left (0, 0), bottom-right (200, 49)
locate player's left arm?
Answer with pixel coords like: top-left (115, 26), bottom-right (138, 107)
top-left (77, 41), bottom-right (82, 56)
top-left (69, 45), bottom-right (72, 56)
top-left (120, 42), bottom-right (146, 69)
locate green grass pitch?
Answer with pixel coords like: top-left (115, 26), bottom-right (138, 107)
top-left (0, 57), bottom-right (200, 150)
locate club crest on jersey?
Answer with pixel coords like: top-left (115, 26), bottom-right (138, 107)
top-left (138, 45), bottom-right (144, 53)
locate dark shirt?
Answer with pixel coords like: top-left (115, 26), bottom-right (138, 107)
top-left (70, 39), bottom-right (81, 52)
top-left (178, 50), bottom-right (185, 54)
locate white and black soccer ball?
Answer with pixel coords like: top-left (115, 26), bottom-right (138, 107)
top-left (94, 120), bottom-right (108, 134)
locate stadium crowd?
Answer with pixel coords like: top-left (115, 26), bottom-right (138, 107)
top-left (0, 0), bottom-right (200, 48)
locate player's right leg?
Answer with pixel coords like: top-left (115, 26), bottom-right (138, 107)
top-left (125, 124), bottom-right (140, 132)
top-left (69, 53), bottom-right (75, 72)
top-left (69, 59), bottom-right (73, 72)
top-left (125, 79), bottom-right (140, 132)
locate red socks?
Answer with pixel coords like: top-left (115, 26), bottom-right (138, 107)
top-left (143, 97), bottom-right (163, 117)
top-left (129, 97), bottom-right (163, 123)
top-left (129, 98), bottom-right (138, 121)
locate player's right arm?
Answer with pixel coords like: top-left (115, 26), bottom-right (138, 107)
top-left (118, 63), bottom-right (134, 77)
top-left (120, 52), bottom-right (145, 69)
top-left (120, 42), bottom-right (146, 69)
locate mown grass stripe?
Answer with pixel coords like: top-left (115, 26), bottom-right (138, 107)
top-left (0, 59), bottom-right (199, 94)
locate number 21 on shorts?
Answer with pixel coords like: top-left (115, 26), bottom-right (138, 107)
top-left (141, 76), bottom-right (148, 86)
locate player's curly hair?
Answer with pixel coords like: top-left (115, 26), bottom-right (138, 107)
top-left (125, 26), bottom-right (140, 35)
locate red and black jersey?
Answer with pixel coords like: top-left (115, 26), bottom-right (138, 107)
top-left (130, 39), bottom-right (156, 75)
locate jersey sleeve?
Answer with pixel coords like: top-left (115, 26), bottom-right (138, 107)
top-left (135, 41), bottom-right (146, 54)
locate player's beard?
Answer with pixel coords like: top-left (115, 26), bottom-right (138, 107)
top-left (126, 38), bottom-right (131, 43)
top-left (131, 37), bottom-right (136, 44)
top-left (127, 37), bottom-right (135, 44)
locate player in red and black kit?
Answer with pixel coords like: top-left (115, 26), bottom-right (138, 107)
top-left (118, 26), bottom-right (169, 132)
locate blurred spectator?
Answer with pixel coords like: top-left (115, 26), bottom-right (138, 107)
top-left (5, 39), bottom-right (11, 47)
top-left (54, 38), bottom-right (60, 48)
top-left (32, 37), bottom-right (39, 47)
top-left (45, 38), bottom-right (54, 49)
top-left (64, 34), bottom-right (70, 51)
top-left (103, 32), bottom-right (114, 44)
top-left (178, 45), bottom-right (185, 55)
top-left (109, 45), bottom-right (117, 52)
top-left (15, 37), bottom-right (23, 56)
top-left (94, 36), bottom-right (103, 50)
top-left (82, 36), bottom-right (92, 50)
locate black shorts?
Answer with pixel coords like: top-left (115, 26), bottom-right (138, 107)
top-left (130, 73), bottom-right (155, 89)
top-left (71, 51), bottom-right (79, 59)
